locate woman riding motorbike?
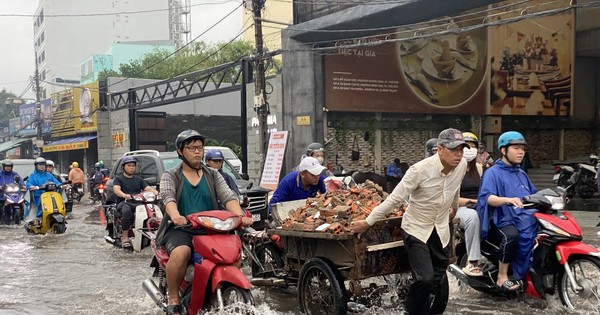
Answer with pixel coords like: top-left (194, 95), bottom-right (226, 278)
top-left (26, 158), bottom-right (62, 226)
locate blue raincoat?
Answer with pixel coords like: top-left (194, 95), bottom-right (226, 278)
top-left (0, 170), bottom-right (25, 201)
top-left (26, 169), bottom-right (62, 218)
top-left (476, 159), bottom-right (538, 280)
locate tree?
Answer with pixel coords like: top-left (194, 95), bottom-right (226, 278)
top-left (0, 89), bottom-right (18, 131)
top-left (98, 40), bottom-right (255, 82)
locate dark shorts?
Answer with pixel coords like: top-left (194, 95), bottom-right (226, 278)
top-left (162, 227), bottom-right (206, 255)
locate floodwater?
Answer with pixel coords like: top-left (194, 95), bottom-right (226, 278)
top-left (0, 202), bottom-right (598, 314)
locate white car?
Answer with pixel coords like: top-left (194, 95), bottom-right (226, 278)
top-left (204, 146), bottom-right (243, 174)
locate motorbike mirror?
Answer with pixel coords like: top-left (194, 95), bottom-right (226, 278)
top-left (23, 176), bottom-right (28, 182)
top-left (144, 177), bottom-right (157, 186)
top-left (241, 173), bottom-right (250, 181)
top-left (14, 176), bottom-right (20, 183)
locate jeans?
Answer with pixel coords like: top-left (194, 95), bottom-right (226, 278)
top-left (455, 206), bottom-right (481, 261)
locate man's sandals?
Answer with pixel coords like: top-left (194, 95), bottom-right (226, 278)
top-left (166, 304), bottom-right (181, 315)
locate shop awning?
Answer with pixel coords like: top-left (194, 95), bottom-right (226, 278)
top-left (0, 138), bottom-right (32, 153)
top-left (43, 135), bottom-right (97, 153)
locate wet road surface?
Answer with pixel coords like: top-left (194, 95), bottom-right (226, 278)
top-left (1, 200), bottom-right (600, 314)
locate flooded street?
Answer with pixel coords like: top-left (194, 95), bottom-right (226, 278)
top-left (1, 201), bottom-right (599, 314)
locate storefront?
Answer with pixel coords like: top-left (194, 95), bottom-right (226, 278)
top-left (42, 135), bottom-right (97, 175)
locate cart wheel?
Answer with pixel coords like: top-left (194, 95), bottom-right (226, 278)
top-left (430, 272), bottom-right (449, 314)
top-left (251, 243), bottom-right (284, 278)
top-left (298, 258), bottom-right (347, 315)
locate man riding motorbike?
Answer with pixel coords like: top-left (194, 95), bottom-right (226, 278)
top-left (26, 158), bottom-right (62, 227)
top-left (0, 160), bottom-right (25, 220)
top-left (154, 129), bottom-right (252, 315)
top-left (113, 156), bottom-right (159, 250)
top-left (68, 161), bottom-right (85, 199)
top-left (476, 131), bottom-right (537, 292)
top-left (89, 162), bottom-right (106, 199)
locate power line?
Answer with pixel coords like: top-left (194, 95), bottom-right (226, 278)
top-left (0, 1), bottom-right (242, 18)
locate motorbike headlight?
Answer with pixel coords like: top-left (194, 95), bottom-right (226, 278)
top-left (6, 186), bottom-right (18, 193)
top-left (544, 195), bottom-right (565, 210)
top-left (198, 216), bottom-right (240, 231)
top-left (538, 218), bottom-right (570, 237)
top-left (143, 192), bottom-right (156, 202)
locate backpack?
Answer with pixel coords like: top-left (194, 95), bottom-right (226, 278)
top-left (93, 170), bottom-right (104, 184)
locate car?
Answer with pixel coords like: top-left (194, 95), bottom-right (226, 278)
top-left (8, 159), bottom-right (62, 182)
top-left (204, 146), bottom-right (243, 174)
top-left (104, 150), bottom-right (270, 229)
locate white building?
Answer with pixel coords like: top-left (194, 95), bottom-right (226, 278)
top-left (33, 0), bottom-right (172, 97)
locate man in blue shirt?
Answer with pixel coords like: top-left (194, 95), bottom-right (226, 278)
top-left (386, 158), bottom-right (404, 192)
top-left (269, 157), bottom-right (327, 212)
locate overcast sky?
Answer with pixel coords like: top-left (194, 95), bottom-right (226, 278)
top-left (0, 0), bottom-right (243, 100)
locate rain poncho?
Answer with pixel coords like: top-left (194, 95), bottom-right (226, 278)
top-left (0, 170), bottom-right (25, 200)
top-left (476, 158), bottom-right (537, 280)
top-left (26, 169), bottom-right (62, 218)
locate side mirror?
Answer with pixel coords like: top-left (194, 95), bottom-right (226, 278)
top-left (241, 173), bottom-right (250, 181)
top-left (14, 176), bottom-right (21, 183)
top-left (23, 176), bottom-right (29, 182)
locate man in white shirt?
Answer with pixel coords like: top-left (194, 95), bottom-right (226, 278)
top-left (349, 128), bottom-right (468, 315)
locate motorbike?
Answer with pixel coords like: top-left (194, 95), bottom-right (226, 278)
top-left (553, 163), bottom-right (577, 195)
top-left (91, 182), bottom-right (107, 204)
top-left (0, 177), bottom-right (27, 225)
top-left (70, 182), bottom-right (85, 202)
top-left (142, 211), bottom-right (254, 314)
top-left (103, 191), bottom-right (162, 252)
top-left (24, 181), bottom-right (70, 234)
top-left (569, 155), bottom-right (598, 199)
top-left (449, 187), bottom-right (600, 311)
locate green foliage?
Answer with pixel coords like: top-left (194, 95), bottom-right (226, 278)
top-left (204, 138), bottom-right (243, 160)
top-left (98, 40), bottom-right (255, 82)
top-left (0, 89), bottom-right (18, 131)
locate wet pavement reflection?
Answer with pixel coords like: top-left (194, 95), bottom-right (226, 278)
top-left (0, 201), bottom-right (599, 314)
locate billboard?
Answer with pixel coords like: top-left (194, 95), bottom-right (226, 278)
top-left (40, 98), bottom-right (52, 135)
top-left (73, 81), bottom-right (99, 132)
top-left (323, 0), bottom-right (573, 116)
top-left (19, 102), bottom-right (37, 136)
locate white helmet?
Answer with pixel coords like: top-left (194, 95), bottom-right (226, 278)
top-left (46, 160), bottom-right (55, 167)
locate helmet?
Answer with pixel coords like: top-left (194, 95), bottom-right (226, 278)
top-left (1, 160), bottom-right (13, 167)
top-left (46, 160), bottom-right (55, 167)
top-left (205, 148), bottom-right (224, 161)
top-left (306, 142), bottom-right (324, 157)
top-left (94, 162), bottom-right (100, 169)
top-left (425, 138), bottom-right (438, 157)
top-left (497, 131), bottom-right (526, 150)
top-left (121, 156), bottom-right (137, 168)
top-left (35, 157), bottom-right (47, 166)
top-left (175, 129), bottom-right (205, 151)
top-left (72, 161), bottom-right (79, 168)
top-left (462, 132), bottom-right (479, 144)
top-left (98, 160), bottom-right (105, 167)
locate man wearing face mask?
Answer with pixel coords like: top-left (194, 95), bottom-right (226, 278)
top-left (299, 142), bottom-right (334, 177)
top-left (454, 132), bottom-right (484, 277)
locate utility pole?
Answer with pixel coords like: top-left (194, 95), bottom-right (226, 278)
top-left (251, 0), bottom-right (269, 169)
top-left (33, 50), bottom-right (43, 150)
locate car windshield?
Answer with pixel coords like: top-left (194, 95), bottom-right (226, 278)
top-left (162, 157), bottom-right (182, 172)
top-left (221, 159), bottom-right (241, 179)
top-left (220, 148), bottom-right (238, 160)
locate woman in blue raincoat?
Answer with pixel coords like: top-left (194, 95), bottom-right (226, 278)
top-left (25, 157), bottom-right (62, 224)
top-left (476, 131), bottom-right (537, 292)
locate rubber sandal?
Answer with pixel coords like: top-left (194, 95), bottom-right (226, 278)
top-left (166, 304), bottom-right (181, 315)
top-left (462, 263), bottom-right (483, 277)
top-left (498, 279), bottom-right (522, 292)
top-left (122, 240), bottom-right (133, 251)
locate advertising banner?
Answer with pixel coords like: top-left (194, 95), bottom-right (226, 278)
top-left (19, 102), bottom-right (37, 136)
top-left (8, 117), bottom-right (19, 137)
top-left (73, 81), bottom-right (99, 132)
top-left (487, 8), bottom-right (572, 116)
top-left (51, 89), bottom-right (76, 138)
top-left (260, 131), bottom-right (289, 190)
top-left (323, 0), bottom-right (573, 116)
top-left (43, 140), bottom-right (89, 153)
top-left (40, 98), bottom-right (52, 135)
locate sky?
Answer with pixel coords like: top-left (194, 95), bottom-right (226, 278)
top-left (0, 0), bottom-right (243, 100)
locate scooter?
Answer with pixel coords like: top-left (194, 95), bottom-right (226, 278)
top-left (103, 191), bottom-right (162, 252)
top-left (24, 181), bottom-right (70, 234)
top-left (91, 182), bottom-right (107, 204)
top-left (0, 176), bottom-right (27, 225)
top-left (142, 211), bottom-right (254, 314)
top-left (71, 182), bottom-right (85, 202)
top-left (569, 157), bottom-right (597, 199)
top-left (449, 187), bottom-right (600, 312)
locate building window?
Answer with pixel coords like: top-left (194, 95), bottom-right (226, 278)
top-left (88, 60), bottom-right (93, 73)
top-left (81, 64), bottom-right (86, 76)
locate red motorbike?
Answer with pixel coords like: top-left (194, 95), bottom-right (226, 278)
top-left (449, 187), bottom-right (600, 312)
top-left (142, 210), bottom-right (254, 314)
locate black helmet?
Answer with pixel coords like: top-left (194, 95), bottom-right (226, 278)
top-left (175, 129), bottom-right (205, 151)
top-left (425, 138), bottom-right (438, 157)
top-left (121, 156), bottom-right (137, 168)
top-left (306, 142), bottom-right (324, 157)
top-left (1, 160), bottom-right (13, 167)
top-left (34, 157), bottom-right (47, 166)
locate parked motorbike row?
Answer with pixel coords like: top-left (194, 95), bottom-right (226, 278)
top-left (553, 154), bottom-right (599, 198)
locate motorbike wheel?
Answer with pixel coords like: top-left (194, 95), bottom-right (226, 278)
top-left (558, 256), bottom-right (600, 312)
top-left (210, 283), bottom-right (254, 312)
top-left (53, 223), bottom-right (67, 234)
top-left (577, 181), bottom-right (596, 199)
top-left (251, 243), bottom-right (284, 278)
top-left (298, 258), bottom-right (348, 315)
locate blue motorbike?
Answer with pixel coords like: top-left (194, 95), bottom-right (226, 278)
top-left (0, 177), bottom-right (27, 225)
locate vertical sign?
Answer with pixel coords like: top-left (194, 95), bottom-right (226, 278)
top-left (19, 102), bottom-right (37, 136)
top-left (260, 131), bottom-right (289, 190)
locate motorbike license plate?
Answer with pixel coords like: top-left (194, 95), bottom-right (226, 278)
top-left (252, 214), bottom-right (261, 222)
top-left (98, 189), bottom-right (104, 193)
top-left (553, 174), bottom-right (560, 181)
